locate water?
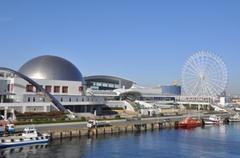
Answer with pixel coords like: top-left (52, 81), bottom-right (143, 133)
top-left (1, 124), bottom-right (240, 158)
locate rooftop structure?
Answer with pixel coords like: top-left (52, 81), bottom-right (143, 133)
top-left (19, 55), bottom-right (83, 82)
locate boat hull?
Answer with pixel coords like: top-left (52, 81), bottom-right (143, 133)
top-left (176, 118), bottom-right (201, 129)
top-left (203, 120), bottom-right (221, 125)
top-left (177, 124), bottom-right (200, 129)
top-left (0, 139), bottom-right (49, 148)
top-left (0, 135), bottom-right (50, 149)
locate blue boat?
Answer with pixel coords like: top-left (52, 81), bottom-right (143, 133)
top-left (0, 127), bottom-right (50, 148)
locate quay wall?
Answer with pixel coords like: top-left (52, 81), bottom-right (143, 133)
top-left (16, 113), bottom-right (230, 140)
top-left (50, 120), bottom-right (186, 140)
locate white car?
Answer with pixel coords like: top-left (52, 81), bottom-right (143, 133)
top-left (87, 120), bottom-right (111, 128)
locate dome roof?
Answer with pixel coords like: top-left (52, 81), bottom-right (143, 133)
top-left (19, 55), bottom-right (83, 82)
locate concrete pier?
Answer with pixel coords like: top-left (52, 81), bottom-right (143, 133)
top-left (48, 120), bottom-right (177, 140)
top-left (15, 113), bottom-right (230, 140)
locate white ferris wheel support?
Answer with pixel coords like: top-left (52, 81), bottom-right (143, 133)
top-left (182, 51), bottom-right (228, 98)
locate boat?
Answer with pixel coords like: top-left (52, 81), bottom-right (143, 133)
top-left (176, 117), bottom-right (201, 129)
top-left (203, 115), bottom-right (222, 125)
top-left (0, 127), bottom-right (50, 148)
top-left (229, 113), bottom-right (240, 122)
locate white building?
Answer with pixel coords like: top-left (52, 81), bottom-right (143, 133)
top-left (0, 55), bottom-right (104, 117)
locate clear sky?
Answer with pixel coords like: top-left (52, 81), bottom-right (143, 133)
top-left (0, 0), bottom-right (240, 94)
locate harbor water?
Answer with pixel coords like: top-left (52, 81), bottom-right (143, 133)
top-left (1, 123), bottom-right (240, 158)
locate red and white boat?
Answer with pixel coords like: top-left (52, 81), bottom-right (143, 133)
top-left (176, 117), bottom-right (201, 129)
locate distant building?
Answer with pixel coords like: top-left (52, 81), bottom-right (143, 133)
top-left (0, 55), bottom-right (182, 119)
top-left (0, 55), bottom-right (104, 116)
top-left (161, 85), bottom-right (181, 96)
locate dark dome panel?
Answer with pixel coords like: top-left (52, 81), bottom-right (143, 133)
top-left (19, 55), bottom-right (83, 82)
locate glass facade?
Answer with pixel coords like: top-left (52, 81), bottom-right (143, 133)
top-left (161, 85), bottom-right (181, 95)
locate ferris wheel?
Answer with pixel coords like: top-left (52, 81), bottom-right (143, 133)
top-left (181, 51), bottom-right (228, 97)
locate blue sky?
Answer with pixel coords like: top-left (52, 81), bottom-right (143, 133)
top-left (0, 0), bottom-right (240, 94)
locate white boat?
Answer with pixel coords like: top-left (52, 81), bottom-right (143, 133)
top-left (0, 127), bottom-right (50, 148)
top-left (204, 115), bottom-right (222, 125)
top-left (229, 113), bottom-right (240, 122)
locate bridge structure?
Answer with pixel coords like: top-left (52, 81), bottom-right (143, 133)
top-left (0, 67), bottom-right (66, 112)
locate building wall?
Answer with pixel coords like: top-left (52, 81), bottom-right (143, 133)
top-left (12, 77), bottom-right (83, 102)
top-left (161, 85), bottom-right (181, 96)
top-left (0, 102), bottom-right (51, 113)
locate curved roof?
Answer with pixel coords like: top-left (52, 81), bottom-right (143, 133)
top-left (19, 55), bottom-right (83, 82)
top-left (84, 75), bottom-right (135, 89)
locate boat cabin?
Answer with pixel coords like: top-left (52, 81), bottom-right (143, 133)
top-left (22, 127), bottom-right (38, 138)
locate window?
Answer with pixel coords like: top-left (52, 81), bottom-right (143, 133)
top-left (69, 98), bottom-right (71, 102)
top-left (62, 86), bottom-right (68, 93)
top-left (45, 85), bottom-right (52, 93)
top-left (26, 85), bottom-right (34, 92)
top-left (79, 86), bottom-right (83, 92)
top-left (102, 83), bottom-right (107, 87)
top-left (28, 97), bottom-right (30, 102)
top-left (33, 97), bottom-right (35, 102)
top-left (7, 84), bottom-right (10, 92)
top-left (61, 97), bottom-right (63, 102)
top-left (54, 86), bottom-right (60, 93)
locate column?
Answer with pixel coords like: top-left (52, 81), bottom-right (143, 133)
top-left (44, 105), bottom-right (48, 112)
top-left (4, 107), bottom-right (8, 119)
top-left (22, 106), bottom-right (26, 113)
top-left (198, 104), bottom-right (201, 111)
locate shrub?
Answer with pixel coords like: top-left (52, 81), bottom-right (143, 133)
top-left (80, 117), bottom-right (86, 122)
top-left (115, 115), bottom-right (121, 119)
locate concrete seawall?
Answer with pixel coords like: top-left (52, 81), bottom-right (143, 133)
top-left (50, 120), bottom-right (183, 140)
top-left (15, 113), bottom-right (229, 140)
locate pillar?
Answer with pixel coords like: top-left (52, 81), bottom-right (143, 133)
top-left (22, 106), bottom-right (26, 113)
top-left (198, 104), bottom-right (201, 111)
top-left (11, 109), bottom-right (16, 121)
top-left (4, 107), bottom-right (8, 119)
top-left (44, 106), bottom-right (48, 112)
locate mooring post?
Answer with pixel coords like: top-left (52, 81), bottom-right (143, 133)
top-left (60, 131), bottom-right (63, 139)
top-left (118, 127), bottom-right (120, 134)
top-left (79, 129), bottom-right (81, 138)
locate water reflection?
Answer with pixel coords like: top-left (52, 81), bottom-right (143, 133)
top-left (0, 144), bottom-right (48, 158)
top-left (0, 138), bottom-right (89, 158)
top-left (0, 124), bottom-right (240, 158)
